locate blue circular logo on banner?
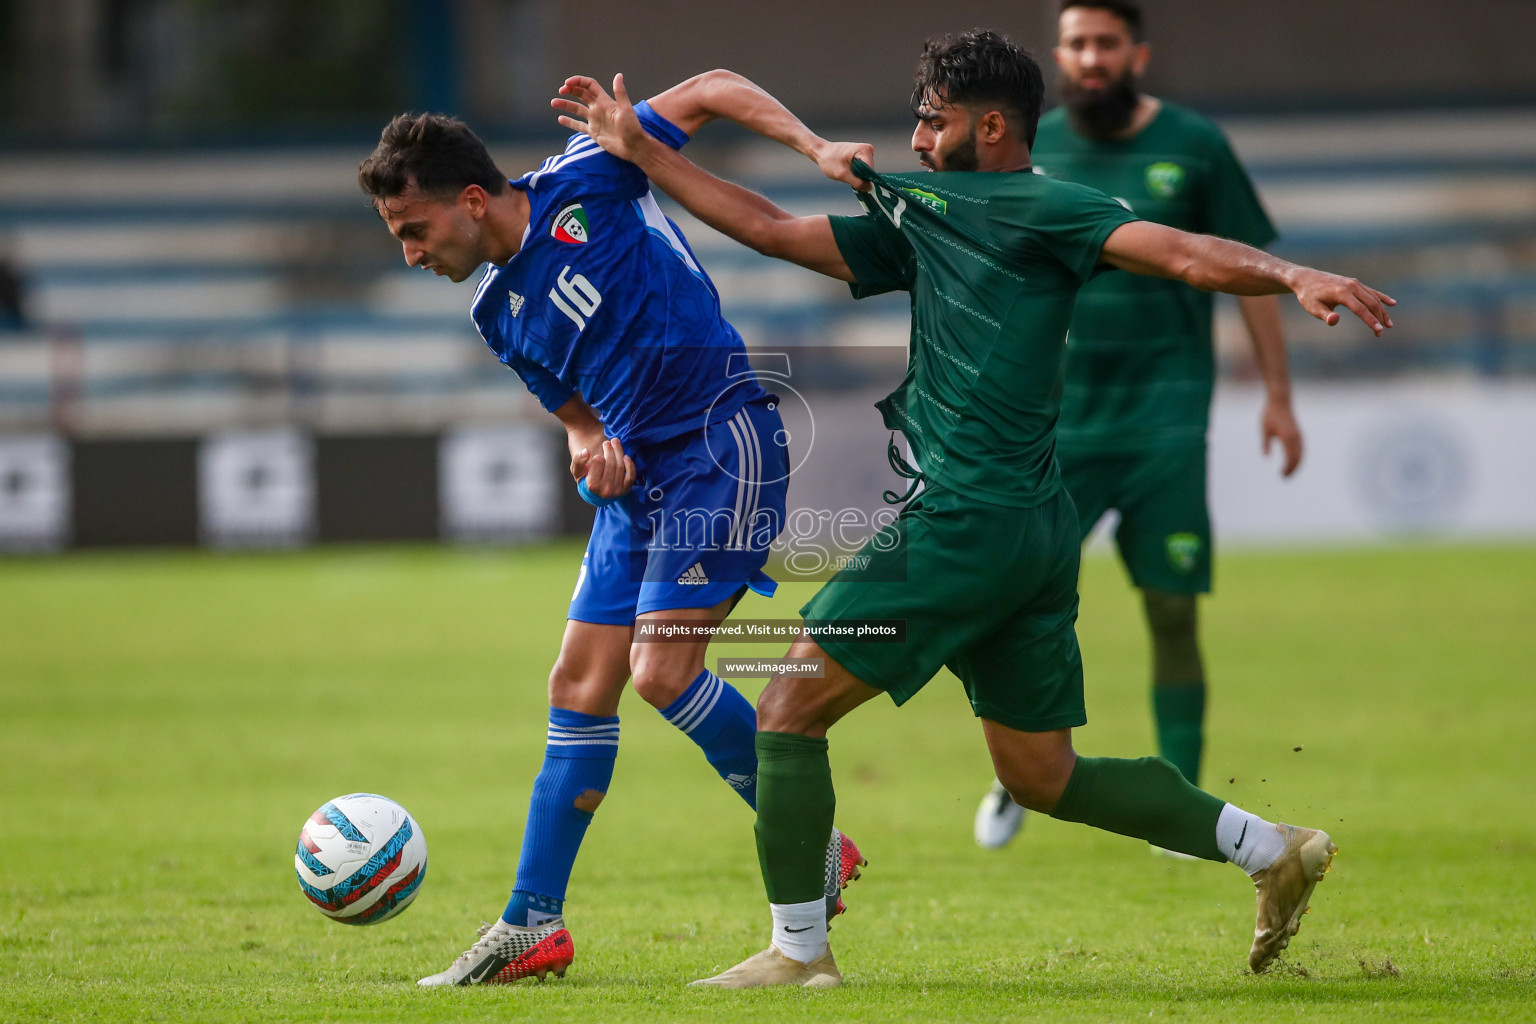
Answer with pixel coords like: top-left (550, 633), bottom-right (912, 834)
top-left (1355, 417), bottom-right (1471, 530)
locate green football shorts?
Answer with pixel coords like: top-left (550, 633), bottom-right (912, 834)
top-left (800, 484), bottom-right (1086, 733)
top-left (1058, 446), bottom-right (1212, 595)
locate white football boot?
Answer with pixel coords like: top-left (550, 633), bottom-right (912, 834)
top-left (974, 779), bottom-right (1026, 849)
top-left (417, 918), bottom-right (574, 986)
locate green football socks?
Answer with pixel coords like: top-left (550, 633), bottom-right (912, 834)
top-left (1143, 589), bottom-right (1207, 784)
top-left (1049, 755), bottom-right (1225, 862)
top-left (754, 731), bottom-right (835, 905)
top-left (1153, 683), bottom-right (1206, 784)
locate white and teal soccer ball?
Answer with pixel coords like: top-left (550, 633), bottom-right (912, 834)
top-left (295, 793), bottom-right (427, 925)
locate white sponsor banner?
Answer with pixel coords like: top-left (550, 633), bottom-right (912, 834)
top-left (0, 434), bottom-right (69, 551)
top-left (1210, 382), bottom-right (1536, 543)
top-left (198, 428), bottom-right (314, 548)
top-left (439, 425), bottom-right (558, 542)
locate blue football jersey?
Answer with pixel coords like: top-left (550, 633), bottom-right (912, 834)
top-left (470, 102), bottom-right (765, 447)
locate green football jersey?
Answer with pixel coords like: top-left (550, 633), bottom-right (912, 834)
top-left (829, 160), bottom-right (1138, 508)
top-left (1032, 103), bottom-right (1276, 453)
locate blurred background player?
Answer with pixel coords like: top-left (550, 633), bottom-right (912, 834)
top-left (975, 0), bottom-right (1302, 851)
top-left (557, 30), bottom-right (1390, 985)
top-left (357, 78), bottom-right (862, 986)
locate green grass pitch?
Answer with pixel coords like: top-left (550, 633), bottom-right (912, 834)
top-left (2, 542), bottom-right (1533, 1022)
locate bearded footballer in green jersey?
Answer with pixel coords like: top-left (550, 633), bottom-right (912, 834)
top-left (555, 31), bottom-right (1392, 986)
top-left (975, 0), bottom-right (1304, 851)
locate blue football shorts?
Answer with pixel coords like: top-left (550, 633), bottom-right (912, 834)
top-left (568, 396), bottom-right (789, 624)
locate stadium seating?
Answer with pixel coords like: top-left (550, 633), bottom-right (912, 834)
top-left (2, 111), bottom-right (1534, 435)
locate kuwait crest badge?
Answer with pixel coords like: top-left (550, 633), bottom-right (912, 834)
top-left (551, 202), bottom-right (590, 244)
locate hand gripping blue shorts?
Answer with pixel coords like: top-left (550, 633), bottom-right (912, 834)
top-left (569, 396), bottom-right (789, 624)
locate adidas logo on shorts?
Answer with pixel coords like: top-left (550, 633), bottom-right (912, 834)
top-left (678, 562), bottom-right (709, 585)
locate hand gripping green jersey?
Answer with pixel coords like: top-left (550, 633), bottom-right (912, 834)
top-left (828, 160), bottom-right (1139, 507)
top-left (1031, 103), bottom-right (1277, 453)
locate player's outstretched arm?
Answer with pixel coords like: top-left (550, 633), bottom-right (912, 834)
top-left (557, 70), bottom-right (873, 189)
top-left (1101, 220), bottom-right (1396, 336)
top-left (555, 74), bottom-right (856, 282)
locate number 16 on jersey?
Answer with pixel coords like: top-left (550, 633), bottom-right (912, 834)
top-left (550, 266), bottom-right (603, 330)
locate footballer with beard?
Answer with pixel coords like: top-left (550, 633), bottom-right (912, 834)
top-left (973, 0), bottom-right (1306, 851)
top-left (557, 27), bottom-right (1393, 984)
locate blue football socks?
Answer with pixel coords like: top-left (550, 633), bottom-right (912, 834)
top-left (659, 669), bottom-right (759, 808)
top-left (502, 707), bottom-right (619, 927)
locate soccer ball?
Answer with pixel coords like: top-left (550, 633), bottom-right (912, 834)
top-left (294, 793), bottom-right (427, 925)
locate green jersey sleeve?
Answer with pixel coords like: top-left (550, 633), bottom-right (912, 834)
top-left (1201, 133), bottom-right (1277, 248)
top-left (994, 178), bottom-right (1140, 284)
top-left (828, 209), bottom-right (917, 298)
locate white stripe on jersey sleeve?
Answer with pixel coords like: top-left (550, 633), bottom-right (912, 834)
top-left (632, 191), bottom-right (703, 274)
top-left (529, 138), bottom-right (602, 188)
top-left (470, 262), bottom-right (497, 310)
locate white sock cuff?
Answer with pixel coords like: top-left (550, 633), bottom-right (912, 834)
top-left (769, 898), bottom-right (828, 964)
top-left (1217, 803), bottom-right (1285, 875)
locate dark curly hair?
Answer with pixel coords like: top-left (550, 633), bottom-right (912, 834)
top-left (910, 30), bottom-right (1046, 149)
top-left (358, 113), bottom-right (507, 210)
